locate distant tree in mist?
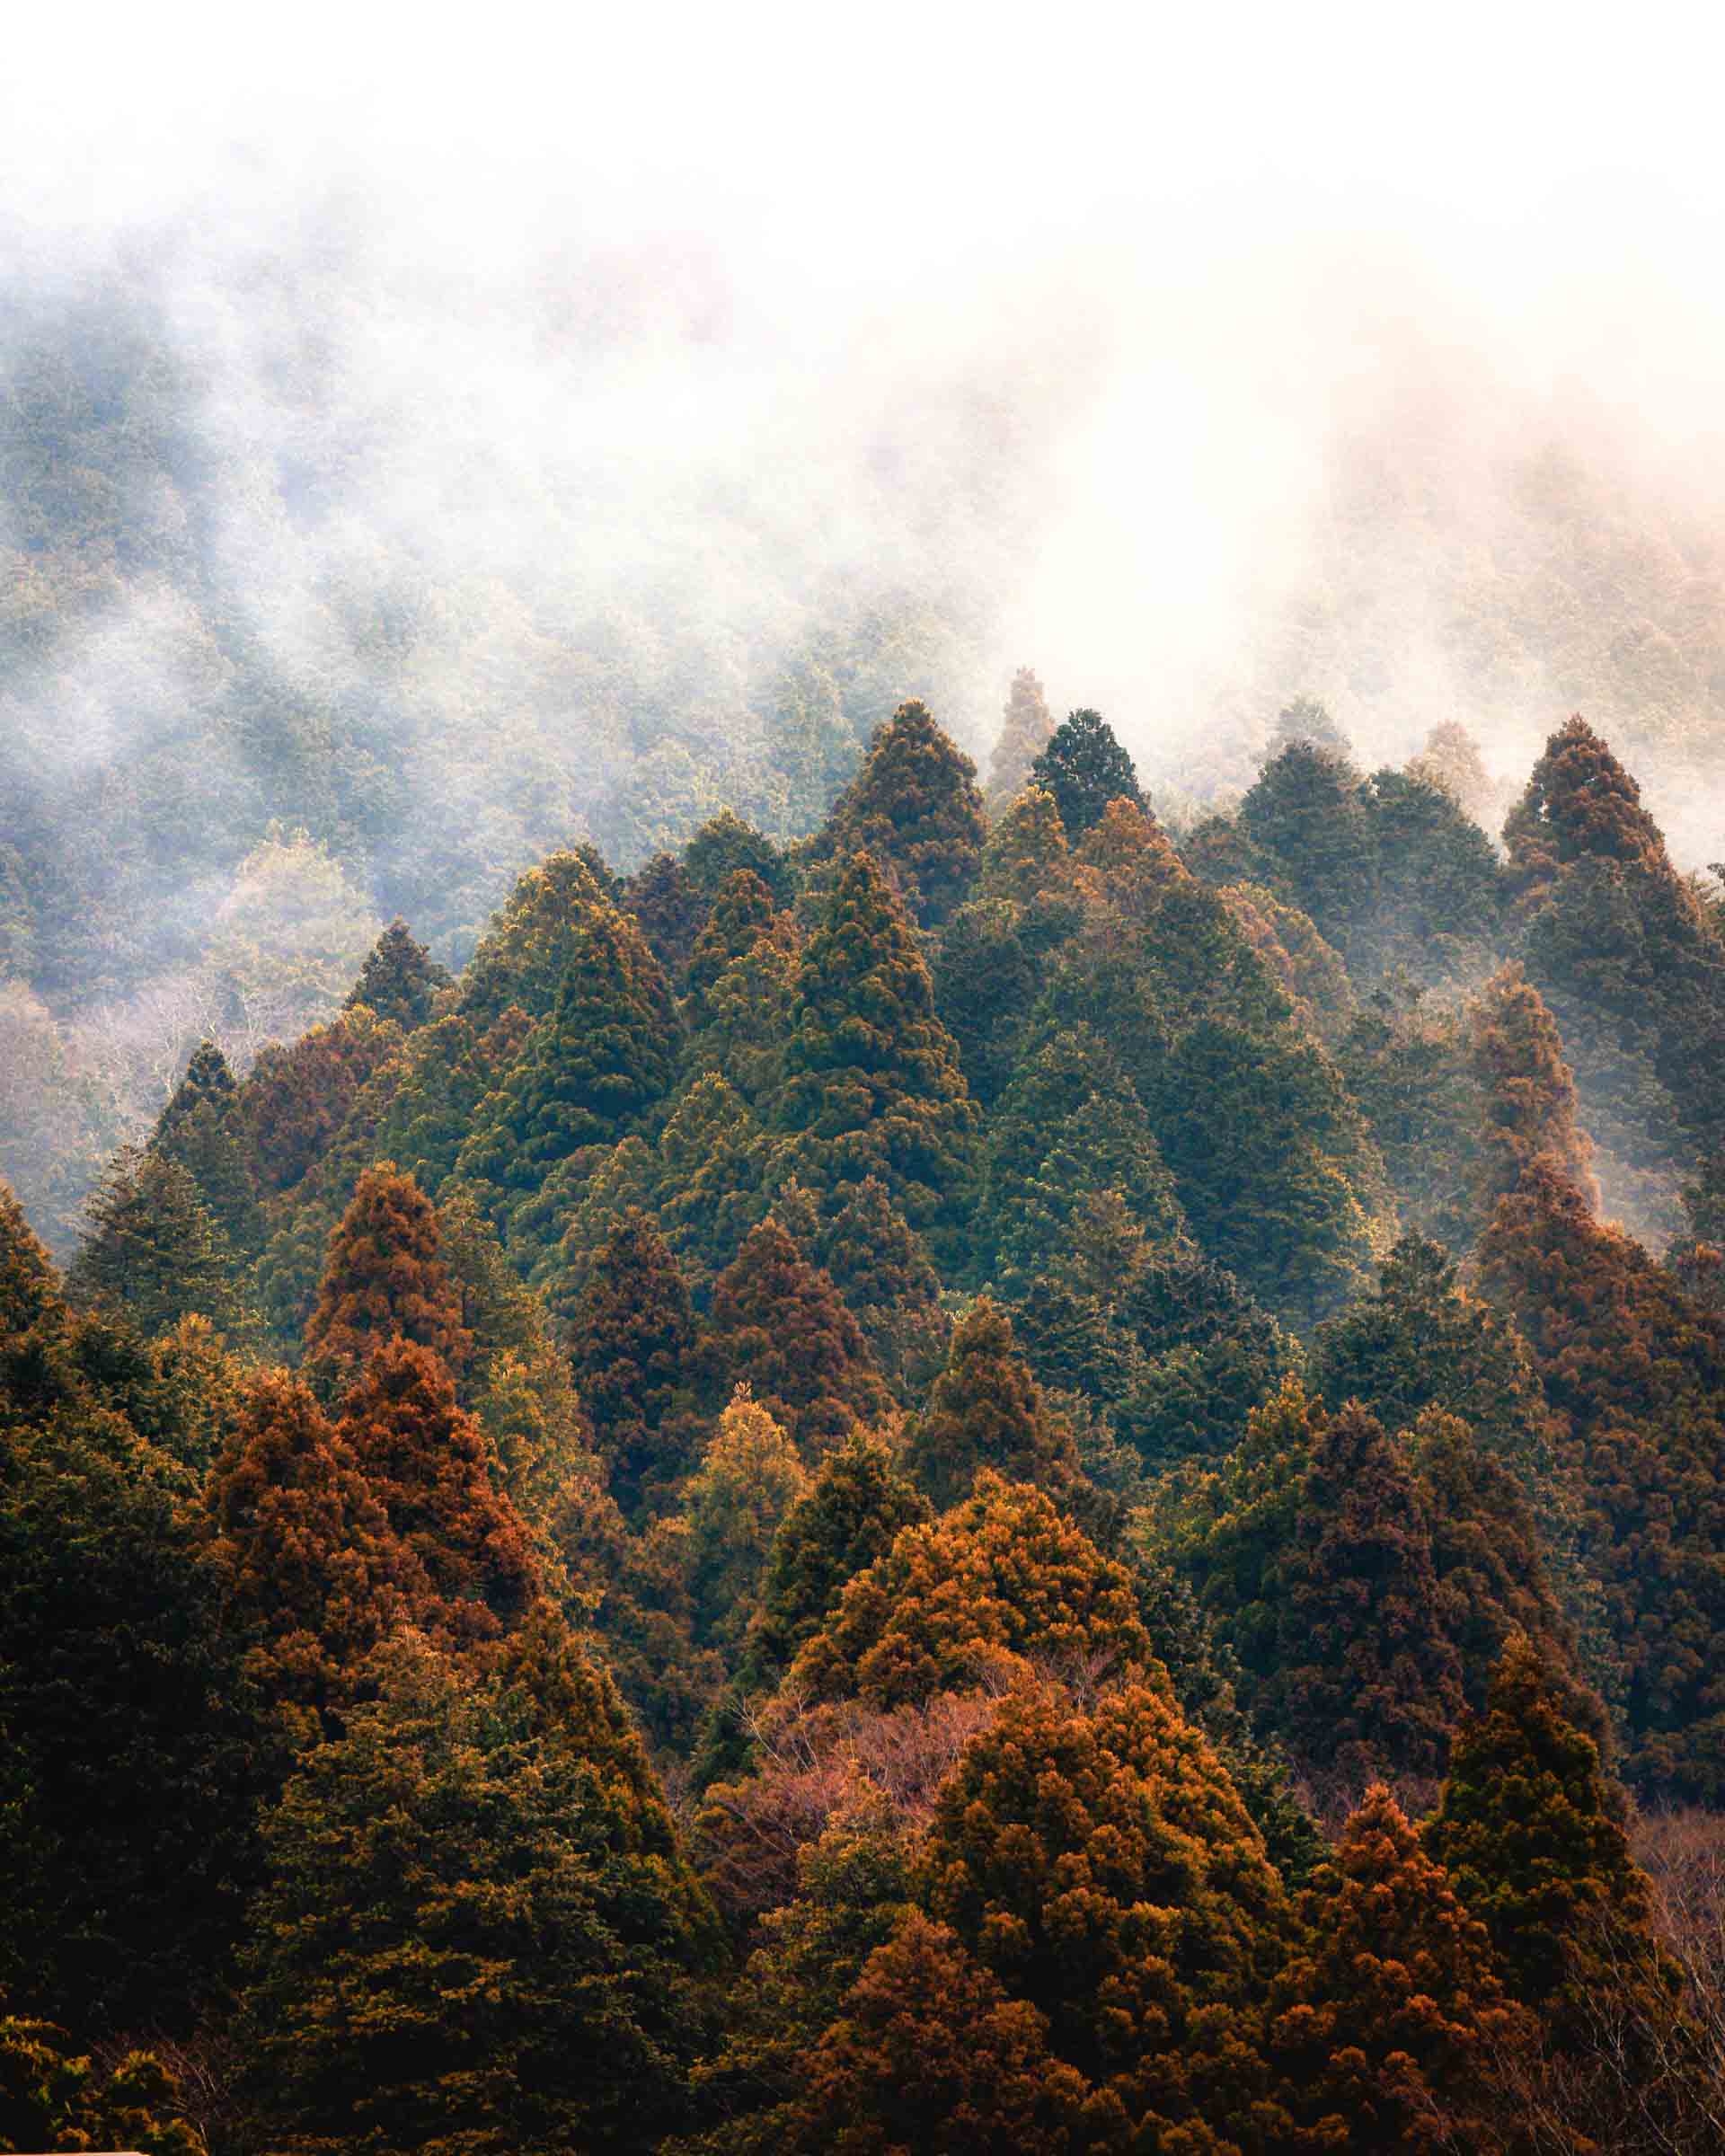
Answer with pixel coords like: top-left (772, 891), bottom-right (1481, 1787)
top-left (984, 666), bottom-right (1057, 810)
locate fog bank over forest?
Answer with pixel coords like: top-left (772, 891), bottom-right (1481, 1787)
top-left (8, 3), bottom-right (1725, 1241)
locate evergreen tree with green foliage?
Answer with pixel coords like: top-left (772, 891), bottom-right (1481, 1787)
top-left (236, 1620), bottom-right (712, 2156)
top-left (684, 1388), bottom-right (809, 1652)
top-left (1470, 960), bottom-right (1598, 1207)
top-left (1237, 738), bottom-right (1378, 949)
top-left (456, 904), bottom-right (680, 1203)
top-left (929, 897), bottom-right (1041, 1109)
top-left (0, 2016), bottom-right (208, 2155)
top-left (707, 1216), bottom-right (893, 1455)
top-left (564, 1210), bottom-right (703, 1521)
top-left (682, 808), bottom-right (791, 906)
top-left (455, 848), bottom-right (608, 1029)
top-left (150, 1038), bottom-right (268, 1259)
top-left (623, 850), bottom-right (711, 983)
top-left (682, 868), bottom-right (778, 1029)
top-left (904, 1298), bottom-right (1079, 1512)
top-left (345, 917), bottom-right (451, 1029)
top-left (809, 1173), bottom-right (947, 1397)
top-left (770, 851), bottom-right (978, 1238)
top-left (67, 1145), bottom-right (250, 1340)
top-left (0, 1401), bottom-right (259, 2035)
top-left (817, 699), bottom-right (986, 925)
top-left (1029, 705), bottom-right (1143, 837)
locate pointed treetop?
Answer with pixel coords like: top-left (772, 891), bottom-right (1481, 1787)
top-left (978, 784), bottom-right (1069, 906)
top-left (1505, 714), bottom-right (1674, 899)
top-left (818, 699), bottom-right (987, 926)
top-left (157, 1040), bottom-right (238, 1139)
top-left (905, 1298), bottom-right (1080, 1513)
top-left (303, 1162), bottom-right (472, 1383)
top-left (0, 1173), bottom-right (62, 1345)
top-left (344, 919), bottom-right (451, 1031)
top-left (985, 665), bottom-right (1058, 809)
top-left (1029, 707), bottom-right (1144, 838)
top-left (456, 848), bottom-right (608, 1027)
top-left (1469, 961), bottom-right (1597, 1208)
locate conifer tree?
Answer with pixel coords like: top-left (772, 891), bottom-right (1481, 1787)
top-left (622, 850), bottom-right (711, 982)
top-left (921, 1680), bottom-right (1288, 2147)
top-left (456, 905), bottom-right (680, 1201)
top-left (565, 1210), bottom-right (702, 1521)
top-left (1470, 961), bottom-right (1597, 1206)
top-left (240, 1004), bottom-right (404, 1195)
top-left (682, 808), bottom-right (790, 906)
top-left (684, 1388), bottom-right (810, 1651)
top-left (1029, 706), bottom-right (1143, 837)
top-left (150, 1039), bottom-right (268, 1262)
top-left (1072, 792), bottom-right (1188, 922)
top-left (237, 1622), bottom-right (711, 2156)
top-left (651, 1073), bottom-right (768, 1286)
top-left (788, 1472), bottom-right (1154, 1710)
top-left (904, 1298), bottom-right (1080, 1512)
top-left (303, 1162), bottom-right (472, 1385)
top-left (1270, 1783), bottom-right (1532, 2153)
top-left (683, 868), bottom-right (777, 1027)
top-left (818, 699), bottom-right (987, 925)
top-left (67, 1145), bottom-right (249, 1340)
top-left (1426, 1635), bottom-right (1679, 2037)
top-left (985, 666), bottom-right (1057, 809)
top-left (334, 1339), bottom-right (538, 1648)
top-left (204, 1366), bottom-right (430, 1737)
top-left (929, 898), bottom-right (1041, 1110)
top-left (1237, 738), bottom-right (1378, 946)
top-left (0, 1175), bottom-right (60, 1349)
top-left (0, 2018), bottom-right (208, 2155)
top-left (1, 1403), bottom-right (258, 2034)
top-left (770, 851), bottom-right (978, 1235)
top-left (681, 905), bottom-right (803, 1106)
top-left (810, 1173), bottom-right (948, 1396)
top-left (344, 917), bottom-right (451, 1029)
top-left (455, 848), bottom-right (607, 1029)
top-left (978, 782), bottom-right (1068, 904)
top-left (789, 1910), bottom-right (1089, 2155)
top-left (750, 1431), bottom-right (931, 1680)
top-left (1408, 717), bottom-right (1494, 825)
top-left (1268, 1400), bottom-right (1464, 1782)
top-left (1362, 766), bottom-right (1506, 965)
top-left (707, 1217), bottom-right (893, 1454)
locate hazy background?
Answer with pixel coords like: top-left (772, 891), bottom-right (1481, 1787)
top-left (7, 0), bottom-right (1725, 1240)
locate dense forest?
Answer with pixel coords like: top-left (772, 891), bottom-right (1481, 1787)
top-left (7, 672), bottom-right (1725, 2153)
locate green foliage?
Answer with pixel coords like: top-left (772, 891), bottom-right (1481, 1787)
top-left (565, 1211), bottom-right (703, 1521)
top-left (684, 1389), bottom-right (810, 1651)
top-left (1028, 705), bottom-right (1143, 837)
top-left (904, 1297), bottom-right (1079, 1512)
top-left (344, 917), bottom-right (451, 1029)
top-left (67, 1144), bottom-right (252, 1341)
top-left (237, 1621), bottom-right (712, 2156)
top-left (768, 851), bottom-right (978, 1238)
top-left (816, 699), bottom-right (986, 925)
top-left (0, 2015), bottom-right (208, 2154)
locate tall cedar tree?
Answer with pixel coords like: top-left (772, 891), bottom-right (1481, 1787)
top-left (1267, 1399), bottom-right (1464, 1783)
top-left (564, 1210), bottom-right (702, 1521)
top-left (66, 1144), bottom-right (249, 1340)
top-left (1270, 1783), bottom-right (1533, 2154)
top-left (921, 1680), bottom-right (1288, 2148)
top-left (1470, 960), bottom-right (1598, 1206)
top-left (683, 868), bottom-right (777, 1028)
top-left (454, 848), bottom-right (607, 1029)
top-left (1408, 717), bottom-right (1495, 824)
top-left (1028, 705), bottom-right (1143, 837)
top-left (787, 1471), bottom-right (1154, 1710)
top-left (150, 1038), bottom-right (267, 1260)
top-left (817, 699), bottom-right (987, 926)
top-left (651, 1073), bottom-right (769, 1286)
top-left (1335, 980), bottom-right (1481, 1253)
top-left (770, 850), bottom-right (978, 1239)
top-left (749, 1432), bottom-right (931, 1681)
top-left (1423, 1633), bottom-right (1702, 2134)
top-left (203, 1367), bottom-right (429, 1739)
top-left (239, 1004), bottom-right (403, 1195)
top-left (706, 1217), bottom-right (893, 1455)
top-left (788, 1909), bottom-right (1088, 2155)
top-left (621, 850), bottom-right (710, 982)
top-left (0, 1401), bottom-right (258, 2035)
top-left (302, 1163), bottom-right (472, 1386)
top-left (344, 917), bottom-right (451, 1029)
top-left (984, 666), bottom-right (1057, 808)
top-left (903, 1297), bottom-right (1080, 1512)
top-left (456, 904), bottom-right (680, 1199)
top-left (682, 808), bottom-right (791, 906)
top-left (683, 1388), bottom-right (809, 1651)
top-left (1236, 739), bottom-right (1377, 946)
top-left (978, 782), bottom-right (1069, 905)
top-left (334, 1339), bottom-right (538, 1648)
top-left (810, 1173), bottom-right (948, 1397)
top-left (1478, 1153), bottom-right (1725, 1792)
top-left (237, 1621), bottom-right (712, 2156)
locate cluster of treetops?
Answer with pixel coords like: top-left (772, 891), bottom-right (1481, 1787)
top-left (8, 677), bottom-right (1725, 2152)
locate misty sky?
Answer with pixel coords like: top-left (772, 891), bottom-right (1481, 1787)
top-left (9, 1), bottom-right (1725, 826)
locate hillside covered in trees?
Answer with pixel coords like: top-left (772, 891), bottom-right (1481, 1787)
top-left (7, 684), bottom-right (1725, 2152)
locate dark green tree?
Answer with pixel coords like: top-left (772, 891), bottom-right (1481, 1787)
top-left (1028, 706), bottom-right (1143, 837)
top-left (904, 1298), bottom-right (1079, 1513)
top-left (817, 699), bottom-right (987, 926)
top-left (345, 918), bottom-right (451, 1029)
top-left (66, 1145), bottom-right (250, 1340)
